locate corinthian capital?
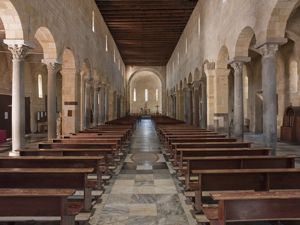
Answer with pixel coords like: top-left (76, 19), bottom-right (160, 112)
top-left (4, 40), bottom-right (34, 60)
top-left (8, 45), bottom-right (30, 60)
top-left (230, 61), bottom-right (244, 74)
top-left (42, 59), bottom-right (62, 74)
top-left (259, 44), bottom-right (278, 58)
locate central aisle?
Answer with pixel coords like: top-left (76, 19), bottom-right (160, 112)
top-left (90, 119), bottom-right (196, 225)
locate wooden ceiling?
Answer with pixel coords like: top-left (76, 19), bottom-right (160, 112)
top-left (95, 0), bottom-right (198, 66)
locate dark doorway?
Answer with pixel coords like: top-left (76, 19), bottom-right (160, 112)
top-left (0, 95), bottom-right (31, 138)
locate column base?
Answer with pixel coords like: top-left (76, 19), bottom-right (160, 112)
top-left (9, 151), bottom-right (20, 156)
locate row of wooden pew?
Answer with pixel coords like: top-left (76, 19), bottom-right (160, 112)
top-left (0, 117), bottom-right (136, 225)
top-left (155, 116), bottom-right (300, 225)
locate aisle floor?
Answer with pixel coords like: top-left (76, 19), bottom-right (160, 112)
top-left (89, 119), bottom-right (197, 225)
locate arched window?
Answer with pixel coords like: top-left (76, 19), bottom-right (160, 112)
top-left (145, 89), bottom-right (148, 102)
top-left (105, 35), bottom-right (108, 52)
top-left (156, 88), bottom-right (159, 101)
top-left (114, 49), bottom-right (116, 62)
top-left (92, 11), bottom-right (95, 32)
top-left (38, 74), bottom-right (43, 98)
top-left (185, 38), bottom-right (188, 54)
top-left (133, 88), bottom-right (136, 102)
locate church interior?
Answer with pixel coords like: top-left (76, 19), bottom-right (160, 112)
top-left (1, 0), bottom-right (300, 224)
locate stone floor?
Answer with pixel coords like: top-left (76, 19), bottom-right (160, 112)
top-left (89, 119), bottom-right (197, 225)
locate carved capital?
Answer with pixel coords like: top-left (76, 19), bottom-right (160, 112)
top-left (259, 44), bottom-right (278, 58)
top-left (7, 44), bottom-right (30, 60)
top-left (43, 60), bottom-right (62, 74)
top-left (230, 61), bottom-right (244, 75)
top-left (193, 81), bottom-right (201, 90)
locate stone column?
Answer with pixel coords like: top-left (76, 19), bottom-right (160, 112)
top-left (171, 93), bottom-right (176, 118)
top-left (184, 84), bottom-right (193, 124)
top-left (93, 84), bottom-right (100, 127)
top-left (5, 41), bottom-right (31, 155)
top-left (100, 85), bottom-right (106, 124)
top-left (105, 85), bottom-right (110, 122)
top-left (231, 61), bottom-right (244, 139)
top-left (44, 60), bottom-right (62, 140)
top-left (200, 81), bottom-right (208, 129)
top-left (183, 87), bottom-right (188, 122)
top-left (193, 81), bottom-right (201, 126)
top-left (97, 85), bottom-right (103, 125)
top-left (260, 44), bottom-right (279, 152)
top-left (84, 77), bottom-right (92, 128)
top-left (80, 72), bottom-right (86, 130)
top-left (176, 90), bottom-right (181, 120)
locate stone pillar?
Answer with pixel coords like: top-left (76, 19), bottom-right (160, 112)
top-left (44, 60), bottom-right (62, 140)
top-left (5, 41), bottom-right (31, 155)
top-left (184, 84), bottom-right (193, 124)
top-left (260, 44), bottom-right (279, 152)
top-left (93, 84), bottom-right (100, 127)
top-left (200, 81), bottom-right (208, 129)
top-left (100, 85), bottom-right (106, 124)
top-left (171, 93), bottom-right (176, 118)
top-left (105, 85), bottom-right (110, 122)
top-left (176, 90), bottom-right (181, 120)
top-left (184, 88), bottom-right (188, 122)
top-left (97, 85), bottom-right (103, 125)
top-left (84, 77), bottom-right (92, 128)
top-left (80, 72), bottom-right (86, 130)
top-left (193, 81), bottom-right (201, 126)
top-left (231, 61), bottom-right (244, 139)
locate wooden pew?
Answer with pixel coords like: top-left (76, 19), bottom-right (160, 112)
top-left (77, 130), bottom-right (131, 140)
top-left (65, 134), bottom-right (127, 143)
top-left (0, 189), bottom-right (81, 225)
top-left (40, 142), bottom-right (117, 149)
top-left (18, 149), bottom-right (117, 171)
top-left (38, 143), bottom-right (119, 155)
top-left (184, 155), bottom-right (296, 190)
top-left (0, 168), bottom-right (94, 211)
top-left (158, 130), bottom-right (216, 140)
top-left (205, 191), bottom-right (300, 225)
top-left (0, 156), bottom-right (105, 189)
top-left (175, 148), bottom-right (271, 169)
top-left (51, 138), bottom-right (123, 152)
top-left (167, 138), bottom-right (237, 150)
top-left (170, 142), bottom-right (252, 159)
top-left (192, 168), bottom-right (300, 211)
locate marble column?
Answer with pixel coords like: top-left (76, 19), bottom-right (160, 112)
top-left (231, 61), bottom-right (244, 139)
top-left (97, 85), bottom-right (103, 125)
top-left (80, 72), bottom-right (86, 130)
top-left (100, 85), bottom-right (106, 123)
top-left (184, 88), bottom-right (188, 122)
top-left (105, 86), bottom-right (110, 122)
top-left (84, 77), bottom-right (92, 128)
top-left (44, 60), bottom-right (62, 140)
top-left (93, 84), bottom-right (100, 127)
top-left (176, 90), bottom-right (181, 120)
top-left (260, 44), bottom-right (279, 152)
top-left (200, 81), bottom-right (208, 129)
top-left (172, 94), bottom-right (176, 118)
top-left (5, 41), bottom-right (31, 155)
top-left (193, 81), bottom-right (200, 127)
top-left (184, 84), bottom-right (193, 124)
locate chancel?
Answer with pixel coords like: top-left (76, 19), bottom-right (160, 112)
top-left (0, 0), bottom-right (300, 225)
